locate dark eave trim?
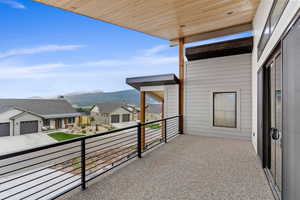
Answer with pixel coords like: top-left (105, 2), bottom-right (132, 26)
top-left (126, 74), bottom-right (179, 90)
top-left (186, 36), bottom-right (253, 61)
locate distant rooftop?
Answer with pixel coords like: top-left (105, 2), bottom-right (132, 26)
top-left (0, 99), bottom-right (80, 119)
top-left (0, 105), bottom-right (13, 114)
top-left (92, 103), bottom-right (131, 114)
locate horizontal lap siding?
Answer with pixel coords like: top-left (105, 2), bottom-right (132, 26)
top-left (164, 85), bottom-right (179, 118)
top-left (185, 54), bottom-right (252, 140)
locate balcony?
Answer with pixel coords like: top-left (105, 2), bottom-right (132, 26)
top-left (0, 116), bottom-right (274, 200)
top-left (61, 135), bottom-right (274, 200)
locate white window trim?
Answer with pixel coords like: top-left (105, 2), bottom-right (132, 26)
top-left (209, 89), bottom-right (241, 131)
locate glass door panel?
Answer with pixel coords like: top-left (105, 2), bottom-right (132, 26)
top-left (270, 62), bottom-right (276, 180)
top-left (275, 54), bottom-right (282, 192)
top-left (267, 51), bottom-right (282, 199)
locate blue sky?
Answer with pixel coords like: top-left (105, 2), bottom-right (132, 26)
top-left (0, 0), bottom-right (251, 98)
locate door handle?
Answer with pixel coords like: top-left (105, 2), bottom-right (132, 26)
top-left (271, 128), bottom-right (280, 140)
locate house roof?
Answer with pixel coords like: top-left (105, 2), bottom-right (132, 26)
top-left (126, 105), bottom-right (140, 113)
top-left (186, 37), bottom-right (253, 61)
top-left (9, 111), bottom-right (40, 120)
top-left (0, 105), bottom-right (14, 114)
top-left (0, 99), bottom-right (80, 119)
top-left (126, 74), bottom-right (179, 90)
top-left (93, 104), bottom-right (130, 114)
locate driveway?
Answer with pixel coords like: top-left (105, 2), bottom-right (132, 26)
top-left (0, 133), bottom-right (56, 156)
top-left (112, 122), bottom-right (138, 129)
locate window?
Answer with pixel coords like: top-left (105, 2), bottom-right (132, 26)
top-left (111, 115), bottom-right (120, 123)
top-left (102, 113), bottom-right (108, 117)
top-left (270, 0), bottom-right (289, 33)
top-left (258, 18), bottom-right (271, 58)
top-left (122, 114), bottom-right (130, 122)
top-left (213, 92), bottom-right (237, 128)
top-left (68, 117), bottom-right (75, 124)
top-left (43, 119), bottom-right (50, 126)
top-left (257, 0), bottom-right (289, 60)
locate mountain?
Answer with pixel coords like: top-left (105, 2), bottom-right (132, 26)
top-left (63, 89), bottom-right (155, 107)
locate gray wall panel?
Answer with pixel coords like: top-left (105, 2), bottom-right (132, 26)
top-left (185, 54), bottom-right (252, 140)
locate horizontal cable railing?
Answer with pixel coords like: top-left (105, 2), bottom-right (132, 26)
top-left (0, 115), bottom-right (181, 200)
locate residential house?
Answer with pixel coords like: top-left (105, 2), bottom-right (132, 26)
top-left (123, 104), bottom-right (162, 121)
top-left (0, 99), bottom-right (80, 137)
top-left (90, 104), bottom-right (133, 124)
top-left (76, 115), bottom-right (91, 127)
top-left (125, 104), bottom-right (140, 121)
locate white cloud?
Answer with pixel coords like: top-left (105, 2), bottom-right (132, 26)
top-left (85, 55), bottom-right (177, 67)
top-left (85, 60), bottom-right (128, 67)
top-left (0, 0), bottom-right (26, 9)
top-left (0, 63), bottom-right (68, 79)
top-left (0, 45), bottom-right (84, 59)
top-left (143, 45), bottom-right (169, 56)
top-left (0, 44), bottom-right (177, 80)
top-left (86, 45), bottom-right (177, 67)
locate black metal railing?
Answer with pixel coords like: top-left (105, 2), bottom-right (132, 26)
top-left (143, 116), bottom-right (180, 151)
top-left (0, 116), bottom-right (181, 200)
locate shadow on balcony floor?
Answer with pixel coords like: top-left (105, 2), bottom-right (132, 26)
top-left (61, 135), bottom-right (274, 200)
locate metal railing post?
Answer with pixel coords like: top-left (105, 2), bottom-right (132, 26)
top-left (137, 123), bottom-right (142, 158)
top-left (81, 139), bottom-right (86, 190)
top-left (164, 119), bottom-right (167, 143)
top-left (179, 116), bottom-right (183, 134)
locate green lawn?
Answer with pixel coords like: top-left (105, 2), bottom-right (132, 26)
top-left (48, 132), bottom-right (85, 142)
top-left (146, 123), bottom-right (161, 129)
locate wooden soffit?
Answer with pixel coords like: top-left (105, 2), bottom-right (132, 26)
top-left (147, 91), bottom-right (164, 102)
top-left (34, 0), bottom-right (259, 43)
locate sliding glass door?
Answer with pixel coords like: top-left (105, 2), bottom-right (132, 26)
top-left (266, 50), bottom-right (282, 198)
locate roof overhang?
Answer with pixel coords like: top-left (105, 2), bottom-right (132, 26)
top-left (186, 36), bottom-right (253, 61)
top-left (33, 0), bottom-right (259, 44)
top-left (170, 23), bottom-right (252, 46)
top-left (41, 113), bottom-right (81, 119)
top-left (126, 74), bottom-right (179, 90)
top-left (9, 110), bottom-right (43, 120)
top-left (127, 74), bottom-right (179, 102)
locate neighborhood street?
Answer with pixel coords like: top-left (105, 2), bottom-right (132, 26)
top-left (0, 134), bottom-right (56, 156)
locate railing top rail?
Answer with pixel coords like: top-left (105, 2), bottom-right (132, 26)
top-left (0, 124), bottom-right (137, 160)
top-left (0, 115), bottom-right (181, 160)
top-left (142, 115), bottom-right (180, 126)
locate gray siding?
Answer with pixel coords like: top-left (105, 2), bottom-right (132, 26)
top-left (109, 107), bottom-right (132, 124)
top-left (164, 85), bottom-right (179, 118)
top-left (185, 53), bottom-right (252, 140)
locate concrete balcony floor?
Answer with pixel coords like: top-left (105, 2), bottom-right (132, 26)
top-left (62, 135), bottom-right (274, 200)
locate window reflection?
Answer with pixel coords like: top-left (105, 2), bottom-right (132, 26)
top-left (213, 92), bottom-right (237, 128)
top-left (258, 0), bottom-right (289, 59)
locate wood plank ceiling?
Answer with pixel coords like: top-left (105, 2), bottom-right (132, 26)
top-left (34, 0), bottom-right (259, 42)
